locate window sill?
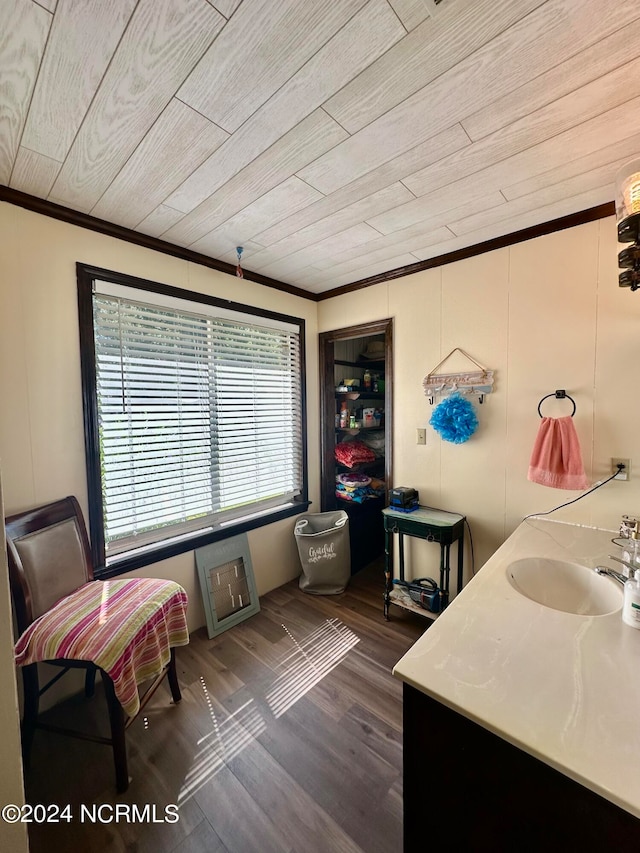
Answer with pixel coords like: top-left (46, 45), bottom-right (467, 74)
top-left (95, 500), bottom-right (311, 579)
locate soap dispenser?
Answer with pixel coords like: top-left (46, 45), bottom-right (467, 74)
top-left (622, 569), bottom-right (640, 629)
top-left (622, 529), bottom-right (640, 575)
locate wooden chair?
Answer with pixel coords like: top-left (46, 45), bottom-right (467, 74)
top-left (5, 496), bottom-right (186, 793)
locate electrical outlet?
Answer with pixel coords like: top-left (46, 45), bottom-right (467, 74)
top-left (416, 428), bottom-right (426, 445)
top-left (612, 458), bottom-right (631, 481)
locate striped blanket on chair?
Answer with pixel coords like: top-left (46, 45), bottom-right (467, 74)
top-left (14, 578), bottom-right (189, 717)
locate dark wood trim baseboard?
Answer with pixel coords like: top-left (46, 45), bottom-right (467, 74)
top-left (316, 200), bottom-right (615, 300)
top-left (0, 185), bottom-right (317, 302)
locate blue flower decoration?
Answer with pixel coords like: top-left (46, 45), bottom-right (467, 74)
top-left (429, 393), bottom-right (478, 444)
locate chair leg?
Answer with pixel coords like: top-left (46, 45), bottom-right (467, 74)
top-left (167, 647), bottom-right (182, 704)
top-left (85, 666), bottom-right (97, 698)
top-left (21, 664), bottom-right (39, 768)
top-left (102, 672), bottom-right (129, 793)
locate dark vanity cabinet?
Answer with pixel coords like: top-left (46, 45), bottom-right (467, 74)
top-left (403, 684), bottom-right (640, 852)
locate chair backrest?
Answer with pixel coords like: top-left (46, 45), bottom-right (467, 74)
top-left (5, 496), bottom-right (94, 634)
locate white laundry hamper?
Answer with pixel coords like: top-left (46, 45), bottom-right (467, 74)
top-left (294, 511), bottom-right (350, 594)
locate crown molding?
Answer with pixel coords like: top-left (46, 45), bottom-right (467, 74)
top-left (315, 201), bottom-right (615, 300)
top-left (1, 187), bottom-right (614, 303)
top-left (0, 186), bottom-right (318, 302)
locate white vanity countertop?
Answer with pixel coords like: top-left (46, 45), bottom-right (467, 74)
top-left (393, 517), bottom-right (640, 818)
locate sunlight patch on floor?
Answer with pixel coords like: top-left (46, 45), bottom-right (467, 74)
top-left (267, 618), bottom-right (360, 718)
top-left (178, 689), bottom-right (266, 803)
top-left (178, 618), bottom-right (359, 800)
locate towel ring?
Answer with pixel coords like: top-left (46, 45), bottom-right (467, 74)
top-left (537, 390), bottom-right (576, 418)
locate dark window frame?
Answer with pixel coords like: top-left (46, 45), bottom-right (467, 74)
top-left (77, 262), bottom-right (309, 577)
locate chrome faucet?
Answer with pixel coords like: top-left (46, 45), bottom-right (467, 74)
top-left (594, 566), bottom-right (627, 587)
top-left (607, 553), bottom-right (637, 573)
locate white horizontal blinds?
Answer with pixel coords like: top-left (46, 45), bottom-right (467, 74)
top-left (95, 297), bottom-right (214, 553)
top-left (211, 320), bottom-right (302, 514)
top-left (93, 291), bottom-right (302, 556)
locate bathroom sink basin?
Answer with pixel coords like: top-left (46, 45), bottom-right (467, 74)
top-left (506, 558), bottom-right (623, 615)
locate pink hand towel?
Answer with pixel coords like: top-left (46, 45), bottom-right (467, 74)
top-left (528, 416), bottom-right (589, 490)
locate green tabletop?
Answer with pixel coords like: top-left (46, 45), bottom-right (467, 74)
top-left (382, 506), bottom-right (464, 527)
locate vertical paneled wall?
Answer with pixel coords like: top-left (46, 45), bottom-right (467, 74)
top-left (319, 217), bottom-right (640, 589)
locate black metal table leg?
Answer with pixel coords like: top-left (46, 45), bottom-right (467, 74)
top-left (384, 525), bottom-right (392, 620)
top-left (442, 543), bottom-right (451, 608)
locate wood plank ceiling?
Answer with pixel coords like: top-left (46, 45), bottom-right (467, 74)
top-left (2, 0), bottom-right (638, 294)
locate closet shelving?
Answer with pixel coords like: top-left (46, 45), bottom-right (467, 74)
top-left (319, 320), bottom-right (393, 574)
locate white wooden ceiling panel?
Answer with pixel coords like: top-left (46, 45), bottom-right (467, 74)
top-left (208, 0), bottom-right (242, 18)
top-left (0, 0), bottom-right (50, 183)
top-left (403, 90), bottom-right (640, 204)
top-left (323, 0), bottom-right (546, 135)
top-left (502, 134), bottom-right (640, 202)
top-left (10, 146), bottom-right (60, 196)
top-left (3, 1), bottom-right (635, 293)
top-left (21, 0), bottom-right (137, 163)
top-left (177, 0), bottom-right (368, 133)
top-left (295, 104), bottom-right (463, 196)
top-left (368, 176), bottom-right (502, 235)
top-left (257, 223), bottom-right (383, 279)
top-left (462, 17), bottom-right (640, 142)
top-left (258, 124), bottom-right (469, 247)
top-left (49, 0), bottom-right (225, 211)
top-left (299, 0), bottom-right (639, 197)
top-left (301, 253), bottom-right (421, 292)
top-left (306, 225), bottom-right (455, 280)
top-left (188, 177), bottom-right (323, 257)
top-left (166, 0), bottom-right (403, 215)
top-left (405, 79), bottom-right (640, 205)
top-left (449, 168), bottom-right (625, 237)
top-left (247, 182), bottom-right (415, 270)
top-left (386, 0), bottom-right (430, 31)
top-left (413, 185), bottom-right (614, 262)
top-left (135, 205), bottom-right (186, 240)
top-left (311, 193), bottom-right (506, 274)
top-left (90, 99), bottom-right (228, 229)
top-left (459, 51), bottom-right (640, 165)
top-left (162, 109), bottom-right (347, 246)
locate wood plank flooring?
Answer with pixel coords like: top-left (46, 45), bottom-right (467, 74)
top-left (23, 560), bottom-right (426, 853)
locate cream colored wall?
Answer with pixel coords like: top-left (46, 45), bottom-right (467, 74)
top-left (319, 216), bottom-right (640, 592)
top-left (0, 470), bottom-right (29, 853)
top-left (0, 203), bottom-right (320, 633)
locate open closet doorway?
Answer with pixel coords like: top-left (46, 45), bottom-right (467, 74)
top-left (319, 319), bottom-right (393, 573)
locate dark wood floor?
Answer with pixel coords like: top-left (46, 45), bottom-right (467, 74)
top-left (23, 559), bottom-right (426, 853)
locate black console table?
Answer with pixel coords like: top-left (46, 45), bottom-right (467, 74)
top-left (382, 506), bottom-right (465, 620)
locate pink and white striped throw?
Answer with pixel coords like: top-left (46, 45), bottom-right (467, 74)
top-left (14, 578), bottom-right (189, 718)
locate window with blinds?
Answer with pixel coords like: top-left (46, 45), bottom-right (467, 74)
top-left (78, 267), bottom-right (306, 570)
